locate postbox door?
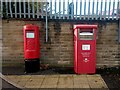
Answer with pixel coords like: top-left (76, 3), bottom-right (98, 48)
top-left (25, 30), bottom-right (35, 59)
top-left (26, 31), bottom-right (35, 50)
top-left (77, 29), bottom-right (96, 73)
top-left (25, 30), bottom-right (38, 59)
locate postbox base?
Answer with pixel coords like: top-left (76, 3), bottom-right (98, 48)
top-left (25, 59), bottom-right (40, 73)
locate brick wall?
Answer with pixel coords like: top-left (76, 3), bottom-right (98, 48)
top-left (96, 23), bottom-right (119, 67)
top-left (0, 19), bottom-right (2, 70)
top-left (2, 20), bottom-right (120, 68)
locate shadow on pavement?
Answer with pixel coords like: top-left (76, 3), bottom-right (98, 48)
top-left (2, 66), bottom-right (74, 75)
top-left (1, 78), bottom-right (21, 90)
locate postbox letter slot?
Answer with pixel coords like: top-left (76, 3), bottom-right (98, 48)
top-left (26, 31), bottom-right (35, 38)
top-left (78, 29), bottom-right (94, 40)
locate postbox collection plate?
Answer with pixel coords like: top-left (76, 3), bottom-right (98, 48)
top-left (26, 32), bottom-right (35, 38)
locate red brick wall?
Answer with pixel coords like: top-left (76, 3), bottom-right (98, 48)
top-left (2, 20), bottom-right (120, 68)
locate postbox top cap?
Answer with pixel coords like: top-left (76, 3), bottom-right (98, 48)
top-left (24, 24), bottom-right (39, 29)
top-left (74, 24), bottom-right (97, 29)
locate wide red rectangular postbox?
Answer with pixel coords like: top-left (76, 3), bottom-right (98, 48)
top-left (23, 24), bottom-right (40, 72)
top-left (74, 24), bottom-right (97, 74)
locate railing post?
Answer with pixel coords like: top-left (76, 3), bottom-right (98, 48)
top-left (24, 0), bottom-right (26, 18)
top-left (1, 0), bottom-right (3, 18)
top-left (55, 0), bottom-right (56, 19)
top-left (67, 0), bottom-right (69, 19)
top-left (59, 0), bottom-right (61, 19)
top-left (41, 2), bottom-right (43, 18)
top-left (100, 0), bottom-right (103, 20)
top-left (92, 0), bottom-right (95, 19)
top-left (108, 0), bottom-right (111, 20)
top-left (84, 0), bottom-right (86, 19)
top-left (80, 0), bottom-right (82, 19)
top-left (28, 0), bottom-right (30, 18)
top-left (6, 0), bottom-right (8, 17)
top-left (50, 0), bottom-right (52, 19)
top-left (63, 0), bottom-right (65, 19)
top-left (76, 0), bottom-right (78, 19)
top-left (15, 0), bottom-right (17, 18)
top-left (112, 0), bottom-right (115, 20)
top-left (19, 1), bottom-right (21, 18)
top-left (37, 1), bottom-right (39, 18)
top-left (88, 0), bottom-right (90, 19)
top-left (104, 1), bottom-right (107, 20)
top-left (117, 0), bottom-right (120, 20)
top-left (9, 0), bottom-right (13, 18)
top-left (96, 0), bottom-right (98, 20)
top-left (32, 0), bottom-right (35, 18)
top-left (71, 0), bottom-right (74, 19)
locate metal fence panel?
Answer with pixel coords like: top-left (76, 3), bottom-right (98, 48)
top-left (1, 0), bottom-right (119, 20)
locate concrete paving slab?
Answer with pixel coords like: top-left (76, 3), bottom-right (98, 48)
top-left (40, 76), bottom-right (59, 88)
top-left (57, 75), bottom-right (74, 88)
top-left (17, 78), bottom-right (29, 87)
top-left (24, 75), bottom-right (45, 88)
top-left (3, 74), bottom-right (108, 89)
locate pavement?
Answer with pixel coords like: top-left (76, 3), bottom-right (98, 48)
top-left (2, 78), bottom-right (21, 90)
top-left (1, 67), bottom-right (109, 89)
top-left (1, 74), bottom-right (108, 89)
top-left (0, 73), bottom-right (22, 90)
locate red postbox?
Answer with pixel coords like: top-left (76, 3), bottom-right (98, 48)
top-left (74, 24), bottom-right (97, 74)
top-left (23, 24), bottom-right (40, 72)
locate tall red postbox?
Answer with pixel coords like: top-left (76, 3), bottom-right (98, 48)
top-left (23, 24), bottom-right (40, 72)
top-left (74, 24), bottom-right (97, 74)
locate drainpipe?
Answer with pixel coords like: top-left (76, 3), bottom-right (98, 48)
top-left (118, 1), bottom-right (120, 43)
top-left (45, 1), bottom-right (48, 42)
top-left (118, 19), bottom-right (120, 43)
